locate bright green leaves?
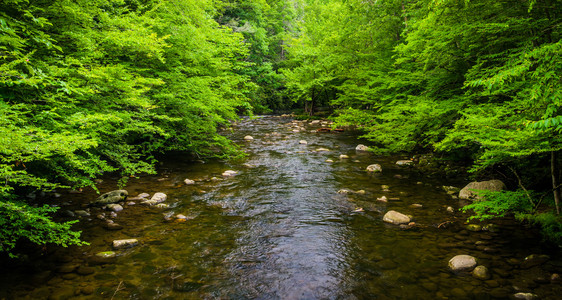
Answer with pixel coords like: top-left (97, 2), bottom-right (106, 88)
top-left (0, 200), bottom-right (88, 258)
top-left (1, 0), bottom-right (258, 256)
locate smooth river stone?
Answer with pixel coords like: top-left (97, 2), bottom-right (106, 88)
top-left (383, 210), bottom-right (411, 225)
top-left (112, 239), bottom-right (139, 249)
top-left (449, 255), bottom-right (477, 272)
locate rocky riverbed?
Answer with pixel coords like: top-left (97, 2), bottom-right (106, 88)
top-left (0, 115), bottom-right (560, 299)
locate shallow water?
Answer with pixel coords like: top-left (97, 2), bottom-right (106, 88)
top-left (1, 116), bottom-right (561, 299)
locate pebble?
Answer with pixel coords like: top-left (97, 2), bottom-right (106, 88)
top-left (222, 170), bottom-right (238, 177)
top-left (376, 196), bottom-right (388, 202)
top-left (184, 179), bottom-right (195, 185)
top-left (81, 286), bottom-right (94, 295)
top-left (299, 140), bottom-right (308, 144)
top-left (244, 136), bottom-right (254, 141)
top-left (95, 251), bottom-right (116, 258)
top-left (74, 210), bottom-right (90, 217)
top-left (106, 204), bottom-right (123, 212)
top-left (112, 239), bottom-right (139, 249)
top-left (339, 154), bottom-right (349, 159)
top-left (76, 266), bottom-right (95, 275)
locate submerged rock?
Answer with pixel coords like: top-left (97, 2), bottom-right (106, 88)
top-left (74, 210), bottom-right (90, 217)
top-left (299, 140), bottom-right (308, 145)
top-left (76, 266), bottom-right (95, 276)
top-left (472, 265), bottom-right (490, 280)
top-left (383, 210), bottom-right (411, 225)
top-left (244, 135), bottom-right (254, 141)
top-left (92, 190), bottom-right (128, 206)
top-left (466, 224), bottom-right (482, 232)
top-left (184, 179), bottom-right (195, 185)
top-left (459, 180), bottom-right (506, 200)
top-left (366, 164), bottom-right (382, 173)
top-left (448, 255), bottom-right (477, 272)
top-left (112, 239), bottom-right (139, 249)
top-left (339, 154), bottom-right (349, 159)
top-left (521, 254), bottom-right (550, 269)
top-left (96, 251), bottom-right (117, 258)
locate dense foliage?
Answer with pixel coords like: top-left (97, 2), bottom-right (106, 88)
top-left (2, 0), bottom-right (562, 254)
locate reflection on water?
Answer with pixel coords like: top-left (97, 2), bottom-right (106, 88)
top-left (1, 116), bottom-right (561, 299)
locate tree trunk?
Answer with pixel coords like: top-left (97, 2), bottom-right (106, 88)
top-left (552, 151), bottom-right (561, 214)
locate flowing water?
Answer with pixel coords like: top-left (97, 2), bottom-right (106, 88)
top-left (1, 116), bottom-right (561, 299)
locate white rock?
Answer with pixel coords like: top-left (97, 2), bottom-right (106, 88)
top-left (222, 170), bottom-right (237, 177)
top-left (184, 179), bottom-right (195, 185)
top-left (106, 204), bottom-right (123, 212)
top-left (355, 144), bottom-right (370, 151)
top-left (244, 136), bottom-right (254, 141)
top-left (376, 196), bottom-right (388, 202)
top-left (383, 210), bottom-right (411, 225)
top-left (339, 154), bottom-right (349, 159)
top-left (316, 148), bottom-right (330, 152)
top-left (112, 239), bottom-right (138, 249)
top-left (326, 159), bottom-right (334, 163)
top-left (299, 140), bottom-right (308, 145)
top-left (366, 164), bottom-right (382, 172)
top-left (176, 214), bottom-right (188, 220)
top-left (150, 192), bottom-right (167, 203)
top-left (513, 293), bottom-right (538, 300)
top-left (396, 160), bottom-right (413, 166)
top-left (448, 255), bottom-right (477, 272)
top-left (140, 199), bottom-right (158, 206)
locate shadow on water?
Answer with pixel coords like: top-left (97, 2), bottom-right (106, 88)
top-left (1, 116), bottom-right (561, 299)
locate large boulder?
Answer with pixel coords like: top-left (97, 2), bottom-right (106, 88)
top-left (448, 255), bottom-right (477, 272)
top-left (459, 180), bottom-right (506, 200)
top-left (92, 190), bottom-right (128, 206)
top-left (383, 210), bottom-right (411, 225)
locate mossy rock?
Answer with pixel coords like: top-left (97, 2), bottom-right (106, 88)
top-left (92, 190), bottom-right (128, 206)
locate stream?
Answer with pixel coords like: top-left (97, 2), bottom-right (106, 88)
top-left (1, 115), bottom-right (561, 299)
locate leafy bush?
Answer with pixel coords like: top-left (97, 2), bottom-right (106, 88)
top-left (460, 190), bottom-right (534, 221)
top-left (517, 212), bottom-right (562, 245)
top-left (0, 199), bottom-right (87, 258)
